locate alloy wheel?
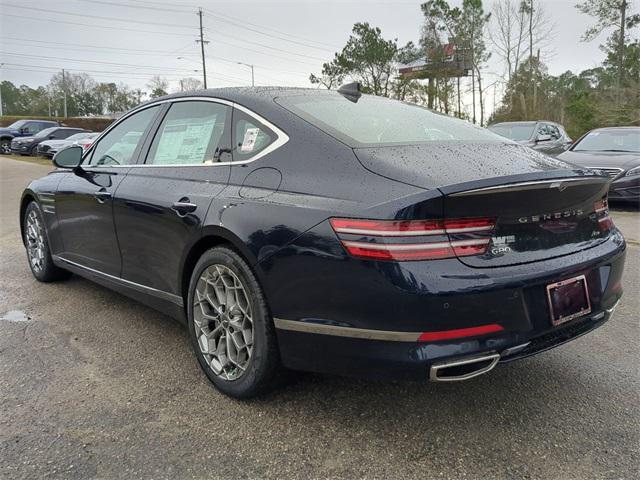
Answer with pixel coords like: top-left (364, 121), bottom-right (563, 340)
top-left (193, 264), bottom-right (254, 381)
top-left (0, 141), bottom-right (10, 154)
top-left (25, 210), bottom-right (45, 272)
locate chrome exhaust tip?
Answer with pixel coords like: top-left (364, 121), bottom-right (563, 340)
top-left (429, 352), bottom-right (500, 382)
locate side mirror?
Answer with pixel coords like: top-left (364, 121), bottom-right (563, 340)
top-left (48, 135), bottom-right (56, 139)
top-left (537, 134), bottom-right (551, 142)
top-left (53, 146), bottom-right (83, 169)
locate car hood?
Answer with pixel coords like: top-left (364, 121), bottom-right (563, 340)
top-left (13, 136), bottom-right (36, 143)
top-left (557, 150), bottom-right (640, 170)
top-left (353, 142), bottom-right (577, 190)
top-left (0, 128), bottom-right (18, 136)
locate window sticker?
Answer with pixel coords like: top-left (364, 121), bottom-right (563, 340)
top-left (153, 115), bottom-right (217, 164)
top-left (240, 127), bottom-right (260, 153)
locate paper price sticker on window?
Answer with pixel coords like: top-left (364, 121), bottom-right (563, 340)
top-left (241, 128), bottom-right (260, 152)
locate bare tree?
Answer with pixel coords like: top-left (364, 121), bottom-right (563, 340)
top-left (490, 0), bottom-right (528, 83)
top-left (178, 77), bottom-right (203, 92)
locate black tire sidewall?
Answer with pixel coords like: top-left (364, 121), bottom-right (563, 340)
top-left (187, 247), bottom-right (279, 399)
top-left (23, 202), bottom-right (65, 282)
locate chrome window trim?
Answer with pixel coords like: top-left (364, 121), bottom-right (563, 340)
top-left (53, 255), bottom-right (183, 306)
top-left (450, 176), bottom-right (608, 197)
top-left (80, 96), bottom-right (289, 169)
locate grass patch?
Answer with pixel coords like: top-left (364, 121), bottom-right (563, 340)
top-left (0, 154), bottom-right (53, 167)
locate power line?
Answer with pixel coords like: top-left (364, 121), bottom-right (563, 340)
top-left (0, 52), bottom-right (201, 74)
top-left (1, 13), bottom-right (195, 38)
top-left (0, 37), bottom-right (312, 77)
top-left (123, 0), bottom-right (341, 49)
top-left (2, 3), bottom-right (197, 30)
top-left (2, 63), bottom-right (251, 84)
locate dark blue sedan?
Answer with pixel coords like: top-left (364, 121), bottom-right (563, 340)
top-left (20, 86), bottom-right (626, 398)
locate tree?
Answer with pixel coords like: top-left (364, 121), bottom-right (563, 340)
top-left (460, 0), bottom-right (492, 125)
top-left (178, 77), bottom-right (203, 92)
top-left (147, 76), bottom-right (169, 98)
top-left (576, 0), bottom-right (640, 96)
top-left (309, 62), bottom-right (345, 89)
top-left (310, 23), bottom-right (399, 96)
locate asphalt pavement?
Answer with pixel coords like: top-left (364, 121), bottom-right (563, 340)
top-left (1, 157), bottom-right (638, 479)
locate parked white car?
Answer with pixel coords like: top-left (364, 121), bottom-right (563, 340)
top-left (37, 132), bottom-right (100, 158)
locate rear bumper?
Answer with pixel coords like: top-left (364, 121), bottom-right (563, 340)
top-left (263, 224), bottom-right (626, 381)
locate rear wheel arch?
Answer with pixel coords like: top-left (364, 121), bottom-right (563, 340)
top-left (179, 227), bottom-right (263, 316)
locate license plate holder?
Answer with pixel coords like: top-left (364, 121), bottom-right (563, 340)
top-left (546, 275), bottom-right (591, 326)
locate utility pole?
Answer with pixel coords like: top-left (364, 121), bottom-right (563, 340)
top-left (196, 8), bottom-right (209, 89)
top-left (0, 63), bottom-right (4, 117)
top-left (62, 68), bottom-right (68, 118)
top-left (237, 62), bottom-right (255, 87)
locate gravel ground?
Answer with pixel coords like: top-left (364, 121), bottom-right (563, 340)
top-left (1, 157), bottom-right (638, 479)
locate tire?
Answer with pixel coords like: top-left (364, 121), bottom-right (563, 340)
top-left (23, 202), bottom-right (70, 282)
top-left (0, 139), bottom-right (11, 154)
top-left (187, 246), bottom-right (282, 399)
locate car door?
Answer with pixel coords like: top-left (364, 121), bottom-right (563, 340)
top-left (55, 105), bottom-right (161, 276)
top-left (113, 99), bottom-right (232, 296)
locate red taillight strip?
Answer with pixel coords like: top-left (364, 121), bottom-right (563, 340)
top-left (330, 218), bottom-right (496, 237)
top-left (341, 239), bottom-right (490, 261)
top-left (418, 324), bottom-right (504, 342)
top-left (342, 239), bottom-right (489, 251)
top-left (330, 218), bottom-right (445, 236)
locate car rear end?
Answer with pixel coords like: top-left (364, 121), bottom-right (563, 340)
top-left (268, 91), bottom-right (626, 382)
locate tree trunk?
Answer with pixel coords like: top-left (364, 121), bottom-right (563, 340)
top-left (457, 76), bottom-right (461, 118)
top-left (476, 67), bottom-right (484, 126)
top-left (428, 78), bottom-right (435, 109)
top-left (618, 0), bottom-right (627, 101)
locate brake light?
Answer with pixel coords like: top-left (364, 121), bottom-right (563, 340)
top-left (594, 198), bottom-right (614, 231)
top-left (330, 217), bottom-right (496, 261)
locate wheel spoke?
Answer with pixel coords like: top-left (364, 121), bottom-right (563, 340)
top-left (192, 263), bottom-right (255, 381)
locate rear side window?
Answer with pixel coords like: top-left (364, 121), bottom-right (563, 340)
top-left (278, 94), bottom-right (504, 146)
top-left (146, 101), bottom-right (230, 165)
top-left (88, 105), bottom-right (159, 166)
top-left (232, 109), bottom-right (276, 162)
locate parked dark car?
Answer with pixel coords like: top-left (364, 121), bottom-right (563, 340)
top-left (0, 119), bottom-right (59, 154)
top-left (20, 87), bottom-right (625, 398)
top-left (558, 127), bottom-right (639, 205)
top-left (11, 127), bottom-right (87, 156)
top-left (488, 120), bottom-right (573, 156)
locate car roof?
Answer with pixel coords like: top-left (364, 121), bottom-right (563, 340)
top-left (589, 126), bottom-right (640, 132)
top-left (136, 87), bottom-right (343, 114)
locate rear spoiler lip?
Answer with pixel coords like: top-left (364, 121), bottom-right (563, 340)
top-left (437, 169), bottom-right (610, 197)
top-left (448, 176), bottom-right (610, 197)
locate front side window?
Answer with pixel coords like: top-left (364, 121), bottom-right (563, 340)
top-left (232, 110), bottom-right (276, 161)
top-left (24, 122), bottom-right (40, 134)
top-left (146, 101), bottom-right (230, 165)
top-left (88, 105), bottom-right (159, 166)
top-left (489, 123), bottom-right (535, 142)
top-left (279, 93), bottom-right (505, 146)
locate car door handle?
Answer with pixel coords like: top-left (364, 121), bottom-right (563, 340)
top-left (94, 189), bottom-right (112, 204)
top-left (171, 199), bottom-right (197, 216)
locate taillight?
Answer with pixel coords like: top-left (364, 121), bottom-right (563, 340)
top-left (330, 217), bottom-right (496, 261)
top-left (594, 197), bottom-right (614, 231)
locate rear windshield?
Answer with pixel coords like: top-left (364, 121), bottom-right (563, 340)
top-left (573, 129), bottom-right (640, 153)
top-left (488, 123), bottom-right (535, 142)
top-left (277, 94), bottom-right (506, 146)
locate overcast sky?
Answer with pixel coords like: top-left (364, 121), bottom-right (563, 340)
top-left (0, 0), bottom-right (625, 117)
